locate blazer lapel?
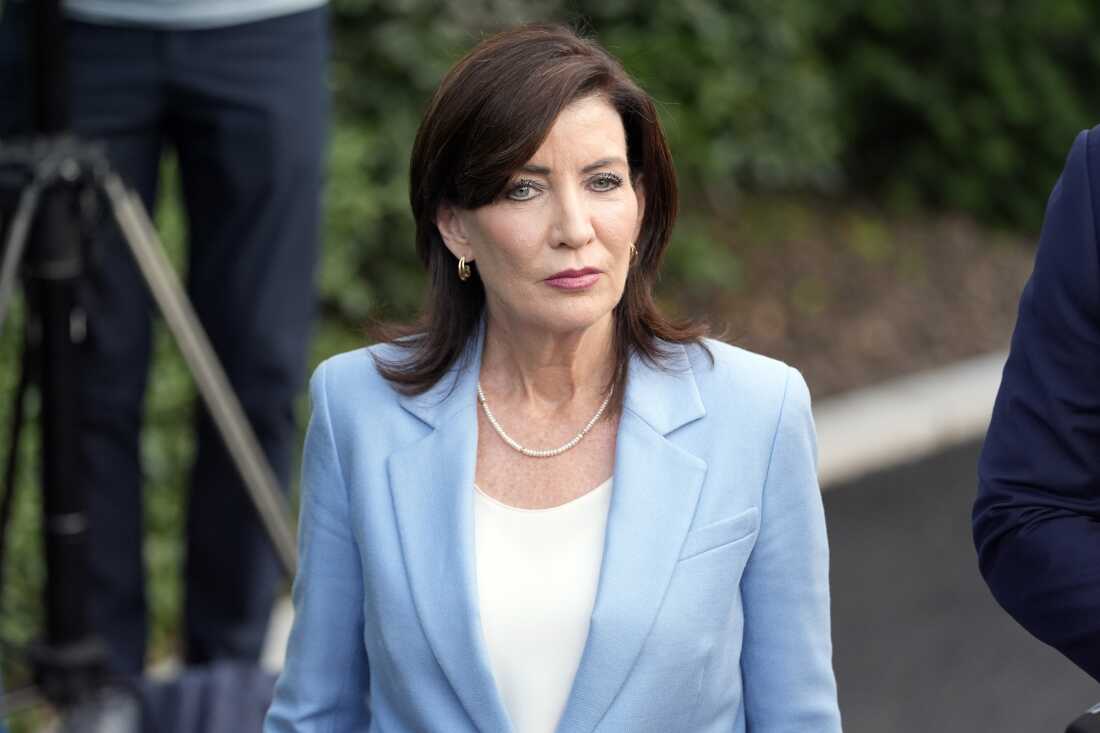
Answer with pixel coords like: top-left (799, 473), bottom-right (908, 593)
top-left (386, 331), bottom-right (707, 733)
top-left (387, 326), bottom-right (514, 733)
top-left (555, 344), bottom-right (708, 733)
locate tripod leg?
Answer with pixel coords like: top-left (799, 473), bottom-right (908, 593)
top-left (0, 183), bottom-right (42, 337)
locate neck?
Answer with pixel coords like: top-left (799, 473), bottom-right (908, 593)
top-left (479, 312), bottom-right (616, 413)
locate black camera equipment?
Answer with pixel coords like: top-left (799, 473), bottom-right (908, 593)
top-left (0, 0), bottom-right (298, 727)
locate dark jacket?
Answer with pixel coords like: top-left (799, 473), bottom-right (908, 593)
top-left (974, 126), bottom-right (1100, 681)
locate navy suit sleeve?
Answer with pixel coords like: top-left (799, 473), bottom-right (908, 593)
top-left (973, 127), bottom-right (1100, 680)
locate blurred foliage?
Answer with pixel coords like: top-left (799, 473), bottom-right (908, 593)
top-left (0, 300), bottom-right (46, 733)
top-left (821, 0), bottom-right (1100, 227)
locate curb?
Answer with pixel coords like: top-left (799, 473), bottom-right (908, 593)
top-left (814, 350), bottom-right (1006, 489)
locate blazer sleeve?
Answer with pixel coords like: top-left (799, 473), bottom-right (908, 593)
top-left (265, 361), bottom-right (372, 731)
top-left (740, 367), bottom-right (842, 731)
top-left (973, 127), bottom-right (1100, 681)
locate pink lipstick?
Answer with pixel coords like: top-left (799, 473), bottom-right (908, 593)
top-left (545, 267), bottom-right (601, 290)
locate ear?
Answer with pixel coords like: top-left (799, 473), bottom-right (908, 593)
top-left (435, 203), bottom-right (474, 261)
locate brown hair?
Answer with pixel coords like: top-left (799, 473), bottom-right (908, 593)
top-left (372, 23), bottom-right (710, 412)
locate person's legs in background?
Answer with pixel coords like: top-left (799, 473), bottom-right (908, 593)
top-left (66, 20), bottom-right (165, 676)
top-left (167, 6), bottom-right (329, 665)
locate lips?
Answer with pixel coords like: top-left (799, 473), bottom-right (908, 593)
top-left (545, 267), bottom-right (601, 290)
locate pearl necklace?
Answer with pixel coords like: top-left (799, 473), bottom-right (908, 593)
top-left (476, 381), bottom-right (613, 458)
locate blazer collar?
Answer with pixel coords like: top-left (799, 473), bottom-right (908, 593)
top-left (396, 320), bottom-right (707, 435)
top-left (395, 319), bottom-right (487, 429)
top-left (621, 341), bottom-right (706, 434)
top-left (388, 324), bottom-right (708, 733)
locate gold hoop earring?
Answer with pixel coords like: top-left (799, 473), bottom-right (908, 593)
top-left (629, 243), bottom-right (638, 261)
top-left (458, 256), bottom-right (472, 282)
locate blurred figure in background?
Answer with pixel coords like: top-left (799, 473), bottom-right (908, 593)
top-left (974, 126), bottom-right (1100, 682)
top-left (0, 0), bottom-right (330, 676)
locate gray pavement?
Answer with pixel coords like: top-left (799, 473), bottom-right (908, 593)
top-left (827, 440), bottom-right (1099, 733)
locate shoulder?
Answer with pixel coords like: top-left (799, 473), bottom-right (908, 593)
top-left (311, 343), bottom-right (400, 399)
top-left (1024, 128), bottom-right (1100, 319)
top-left (684, 338), bottom-right (809, 423)
top-left (1050, 126), bottom-right (1100, 239)
top-left (308, 342), bottom-right (416, 434)
top-left (1076, 124), bottom-right (1100, 179)
top-left (669, 341), bottom-right (818, 518)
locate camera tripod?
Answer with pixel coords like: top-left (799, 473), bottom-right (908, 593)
top-left (0, 128), bottom-right (298, 729)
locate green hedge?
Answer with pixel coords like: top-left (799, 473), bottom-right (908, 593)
top-left (821, 0), bottom-right (1100, 227)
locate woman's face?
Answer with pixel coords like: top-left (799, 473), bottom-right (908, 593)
top-left (436, 94), bottom-right (645, 338)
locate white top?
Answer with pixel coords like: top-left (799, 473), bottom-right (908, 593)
top-left (473, 477), bottom-right (613, 733)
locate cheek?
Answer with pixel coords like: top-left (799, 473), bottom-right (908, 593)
top-left (596, 202), bottom-right (641, 255)
top-left (471, 216), bottom-right (544, 287)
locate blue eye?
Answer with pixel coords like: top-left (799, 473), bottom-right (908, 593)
top-left (590, 173), bottom-right (623, 192)
top-left (506, 178), bottom-right (540, 201)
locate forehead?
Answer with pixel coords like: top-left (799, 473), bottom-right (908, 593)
top-left (528, 95), bottom-right (627, 164)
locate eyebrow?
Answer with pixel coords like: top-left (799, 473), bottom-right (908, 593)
top-left (519, 157), bottom-right (628, 175)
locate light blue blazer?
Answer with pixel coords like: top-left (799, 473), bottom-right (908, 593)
top-left (265, 327), bottom-right (841, 732)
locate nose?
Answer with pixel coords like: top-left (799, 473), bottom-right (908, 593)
top-left (552, 186), bottom-right (595, 249)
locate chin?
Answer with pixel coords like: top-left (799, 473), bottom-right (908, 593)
top-left (526, 298), bottom-right (617, 337)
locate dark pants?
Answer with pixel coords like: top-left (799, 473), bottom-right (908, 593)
top-left (4, 4), bottom-right (328, 674)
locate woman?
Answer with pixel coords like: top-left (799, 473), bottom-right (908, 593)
top-left (266, 23), bottom-right (841, 733)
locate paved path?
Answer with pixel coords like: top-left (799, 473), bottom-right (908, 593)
top-left (827, 440), bottom-right (1099, 732)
